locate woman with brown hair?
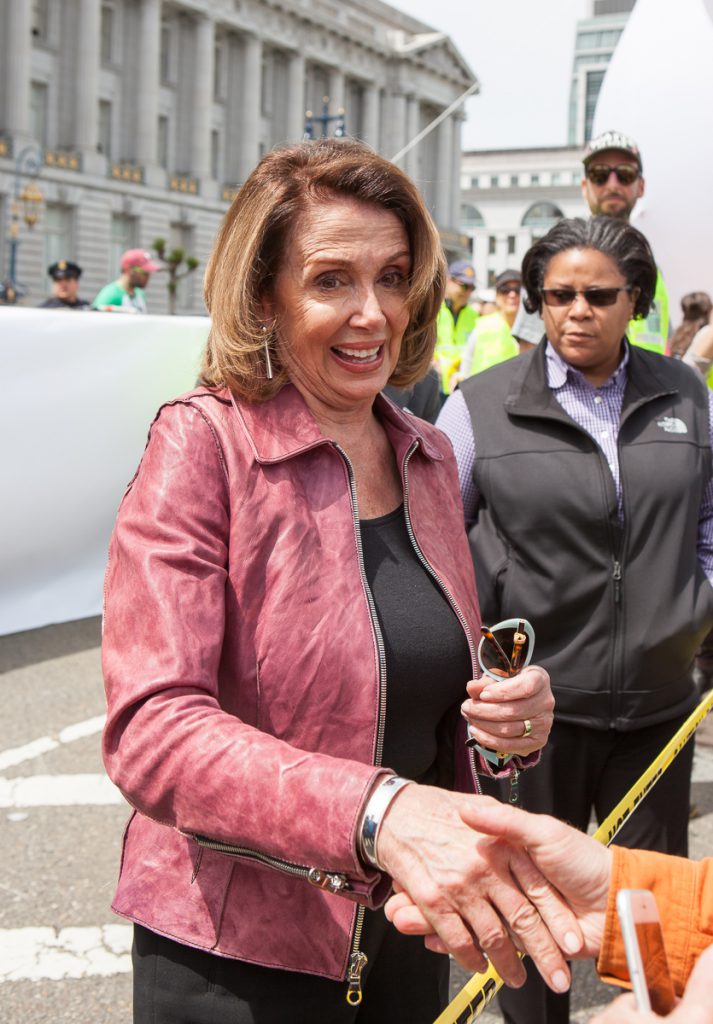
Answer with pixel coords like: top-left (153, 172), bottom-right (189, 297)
top-left (669, 290), bottom-right (712, 359)
top-left (101, 139), bottom-right (565, 1023)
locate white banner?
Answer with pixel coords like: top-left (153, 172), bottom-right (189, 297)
top-left (0, 308), bottom-right (210, 636)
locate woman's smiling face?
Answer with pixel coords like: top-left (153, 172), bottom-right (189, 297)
top-left (263, 196), bottom-right (411, 419)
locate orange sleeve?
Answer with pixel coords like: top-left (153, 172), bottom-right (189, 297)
top-left (597, 846), bottom-right (713, 994)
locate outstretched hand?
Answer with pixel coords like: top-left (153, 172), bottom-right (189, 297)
top-left (376, 787), bottom-right (585, 993)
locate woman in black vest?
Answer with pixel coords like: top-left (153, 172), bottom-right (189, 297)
top-left (434, 216), bottom-right (713, 1024)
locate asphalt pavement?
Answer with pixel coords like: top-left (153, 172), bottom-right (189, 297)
top-left (1, 616), bottom-right (712, 1023)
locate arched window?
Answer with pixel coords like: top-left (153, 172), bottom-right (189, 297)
top-left (460, 203), bottom-right (485, 230)
top-left (521, 202), bottom-right (564, 231)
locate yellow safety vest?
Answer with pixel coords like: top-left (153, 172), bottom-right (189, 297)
top-left (467, 312), bottom-right (519, 377)
top-left (627, 269), bottom-right (669, 354)
top-left (435, 303), bottom-right (478, 394)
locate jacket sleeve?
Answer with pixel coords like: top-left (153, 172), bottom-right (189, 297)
top-left (597, 845), bottom-right (713, 994)
top-left (102, 400), bottom-right (387, 898)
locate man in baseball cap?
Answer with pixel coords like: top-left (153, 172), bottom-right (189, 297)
top-left (433, 259), bottom-right (478, 401)
top-left (38, 260), bottom-right (90, 310)
top-left (92, 248), bottom-right (161, 313)
top-left (581, 130), bottom-right (669, 353)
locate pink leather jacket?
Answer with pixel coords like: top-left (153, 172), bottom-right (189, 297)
top-left (102, 383), bottom-right (482, 983)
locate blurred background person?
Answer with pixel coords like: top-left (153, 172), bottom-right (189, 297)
top-left (38, 260), bottom-right (90, 310)
top-left (437, 215), bottom-right (713, 1024)
top-left (433, 259), bottom-right (478, 402)
top-left (670, 290), bottom-right (712, 360)
top-left (460, 269), bottom-right (522, 378)
top-left (92, 248), bottom-right (160, 313)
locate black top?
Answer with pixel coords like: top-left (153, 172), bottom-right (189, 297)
top-left (38, 296), bottom-right (90, 310)
top-left (359, 505), bottom-right (472, 782)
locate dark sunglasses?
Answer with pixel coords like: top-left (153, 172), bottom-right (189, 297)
top-left (585, 163), bottom-right (639, 186)
top-left (497, 285), bottom-right (520, 295)
top-left (457, 282), bottom-right (476, 292)
top-left (478, 618), bottom-right (535, 681)
top-left (541, 286), bottom-right (632, 308)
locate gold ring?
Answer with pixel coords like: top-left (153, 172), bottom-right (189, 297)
top-left (522, 719), bottom-right (533, 738)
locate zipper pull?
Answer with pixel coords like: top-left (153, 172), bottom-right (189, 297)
top-left (508, 767), bottom-right (520, 804)
top-left (307, 868), bottom-right (349, 893)
top-left (346, 950), bottom-right (368, 1005)
top-left (612, 560), bottom-right (622, 604)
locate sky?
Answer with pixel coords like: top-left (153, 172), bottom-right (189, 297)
top-left (386, 0), bottom-right (590, 151)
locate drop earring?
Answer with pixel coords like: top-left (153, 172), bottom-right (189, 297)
top-left (262, 325), bottom-right (274, 380)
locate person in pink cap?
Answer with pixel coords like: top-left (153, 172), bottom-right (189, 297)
top-left (92, 248), bottom-right (161, 313)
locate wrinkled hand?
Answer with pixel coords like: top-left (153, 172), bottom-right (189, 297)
top-left (589, 944), bottom-right (713, 1023)
top-left (377, 785), bottom-right (584, 992)
top-left (385, 797), bottom-right (611, 962)
top-left (462, 665), bottom-right (554, 757)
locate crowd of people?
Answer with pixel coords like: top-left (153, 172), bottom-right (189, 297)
top-left (97, 133), bottom-right (713, 1023)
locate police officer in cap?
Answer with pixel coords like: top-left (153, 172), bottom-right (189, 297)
top-left (39, 260), bottom-right (90, 310)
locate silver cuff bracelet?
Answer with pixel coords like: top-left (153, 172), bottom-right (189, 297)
top-left (358, 775), bottom-right (412, 871)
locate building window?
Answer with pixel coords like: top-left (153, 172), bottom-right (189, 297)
top-left (346, 80), bottom-right (365, 139)
top-left (530, 173), bottom-right (540, 186)
top-left (470, 176), bottom-right (479, 188)
top-left (489, 175), bottom-right (499, 188)
top-left (160, 23), bottom-right (172, 84)
top-left (552, 172), bottom-right (562, 186)
top-left (507, 235), bottom-right (516, 255)
top-left (487, 269), bottom-right (497, 288)
top-left (522, 202), bottom-right (564, 236)
top-left (110, 213), bottom-right (136, 279)
top-left (510, 174), bottom-right (519, 187)
top-left (214, 41), bottom-right (224, 100)
top-left (488, 235), bottom-right (497, 256)
top-left (157, 116), bottom-right (169, 169)
top-left (98, 99), bottom-right (112, 158)
top-left (261, 53), bottom-right (273, 117)
top-left (211, 129), bottom-right (221, 180)
top-left (461, 203), bottom-right (485, 230)
top-left (30, 81), bottom-right (49, 147)
top-left (100, 4), bottom-right (114, 64)
top-left (584, 69), bottom-right (606, 142)
top-left (31, 0), bottom-right (50, 41)
top-left (44, 204), bottom-right (74, 280)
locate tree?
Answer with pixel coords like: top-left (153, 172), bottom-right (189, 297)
top-left (152, 238), bottom-right (200, 315)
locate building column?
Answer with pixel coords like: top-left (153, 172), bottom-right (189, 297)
top-left (287, 51), bottom-right (306, 141)
top-left (435, 113), bottom-right (453, 228)
top-left (362, 82), bottom-right (379, 150)
top-left (238, 33), bottom-right (262, 183)
top-left (328, 67), bottom-right (345, 120)
top-left (5, 0), bottom-right (32, 138)
top-left (451, 112), bottom-right (464, 229)
top-left (75, 0), bottom-right (102, 171)
top-left (404, 94), bottom-right (419, 178)
top-left (388, 91), bottom-right (407, 162)
top-left (136, 0), bottom-right (161, 174)
top-left (192, 14), bottom-right (214, 183)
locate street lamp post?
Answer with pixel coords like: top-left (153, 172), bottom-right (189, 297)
top-left (2, 143), bottom-right (44, 304)
top-left (304, 96), bottom-right (346, 140)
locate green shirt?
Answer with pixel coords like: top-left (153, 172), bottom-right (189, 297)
top-left (92, 281), bottom-right (148, 314)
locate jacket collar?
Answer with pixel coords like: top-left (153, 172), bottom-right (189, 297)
top-left (504, 339), bottom-right (677, 421)
top-left (231, 383), bottom-right (443, 465)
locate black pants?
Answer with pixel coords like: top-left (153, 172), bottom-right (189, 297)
top-left (133, 904), bottom-right (449, 1024)
top-left (481, 715), bottom-right (694, 1024)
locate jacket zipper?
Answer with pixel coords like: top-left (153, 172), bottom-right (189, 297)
top-left (334, 442), bottom-right (389, 1005)
top-left (402, 443), bottom-right (481, 795)
top-left (191, 834), bottom-right (351, 894)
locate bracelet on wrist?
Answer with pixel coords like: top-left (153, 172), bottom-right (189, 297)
top-left (358, 775), bottom-right (412, 871)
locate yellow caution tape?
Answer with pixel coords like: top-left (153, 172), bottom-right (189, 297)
top-left (434, 688), bottom-right (713, 1024)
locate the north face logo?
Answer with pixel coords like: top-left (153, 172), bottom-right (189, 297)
top-left (657, 417), bottom-right (688, 434)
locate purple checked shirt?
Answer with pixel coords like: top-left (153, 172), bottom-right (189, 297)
top-left (436, 342), bottom-right (713, 584)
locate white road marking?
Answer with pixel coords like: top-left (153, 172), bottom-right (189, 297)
top-left (0, 925), bottom-right (132, 982)
top-left (0, 715), bottom-right (106, 771)
top-left (0, 774), bottom-right (124, 807)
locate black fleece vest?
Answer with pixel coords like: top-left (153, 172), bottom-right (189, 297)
top-left (461, 342), bottom-right (713, 730)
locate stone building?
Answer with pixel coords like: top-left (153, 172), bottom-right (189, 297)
top-left (0, 0), bottom-right (476, 312)
top-left (460, 145), bottom-right (587, 291)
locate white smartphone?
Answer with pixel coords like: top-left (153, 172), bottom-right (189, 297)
top-left (616, 888), bottom-right (676, 1015)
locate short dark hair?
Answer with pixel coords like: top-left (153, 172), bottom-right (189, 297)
top-left (202, 139), bottom-right (446, 401)
top-left (521, 216), bottom-right (657, 320)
